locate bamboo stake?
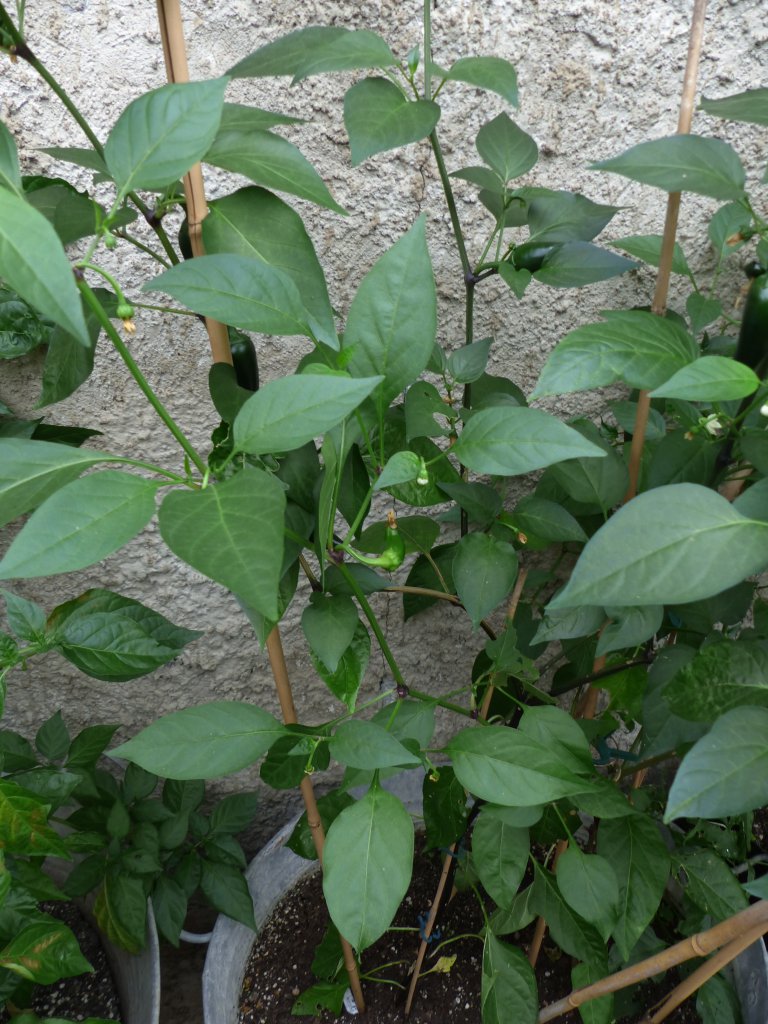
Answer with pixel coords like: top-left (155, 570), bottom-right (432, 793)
top-left (154, 2), bottom-right (366, 1013)
top-left (404, 569), bottom-right (528, 1016)
top-left (154, 0), bottom-right (230, 363)
top-left (537, 900), bottom-right (768, 1022)
top-left (624, 0), bottom-right (708, 502)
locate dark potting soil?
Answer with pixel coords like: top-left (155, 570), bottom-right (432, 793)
top-left (0, 901), bottom-right (122, 1024)
top-left (237, 849), bottom-right (701, 1024)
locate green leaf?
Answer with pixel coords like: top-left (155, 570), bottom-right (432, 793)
top-left (452, 532), bottom-right (518, 629)
top-left (292, 981), bottom-right (348, 1017)
top-left (35, 711), bottom-right (70, 761)
top-left (111, 701), bottom-right (286, 779)
top-left (422, 766), bottom-right (468, 850)
top-left (311, 620), bottom-right (371, 712)
top-left (301, 594), bottom-right (358, 674)
top-left (701, 88), bottom-right (768, 126)
top-left (440, 56), bottom-right (519, 106)
top-left (105, 78), bottom-right (228, 194)
top-left (0, 438), bottom-right (114, 528)
top-left (199, 859), bottom-right (256, 929)
top-left (287, 790), bottom-right (354, 861)
top-left (215, 102), bottom-right (305, 133)
top-left (597, 815), bottom-right (669, 960)
top-left (526, 193), bottom-right (619, 244)
top-left (144, 253), bottom-right (312, 338)
top-left (438, 482), bottom-right (502, 529)
top-left (481, 931), bottom-right (537, 1024)
top-left (0, 287), bottom-right (53, 360)
top-left (550, 484), bottom-right (768, 610)
top-left (205, 127), bottom-right (345, 214)
top-left (517, 706), bottom-right (593, 773)
top-left (612, 234), bottom-right (691, 275)
top-left (650, 355), bottom-right (758, 401)
top-left (592, 135), bottom-right (746, 201)
top-left (0, 778), bottom-right (68, 856)
top-left (40, 145), bottom-right (109, 173)
top-left (473, 812), bottom-right (529, 909)
top-left (374, 451), bottom-right (423, 490)
top-left (342, 217), bottom-right (436, 415)
top-left (49, 588), bottom-right (200, 682)
top-left (329, 720), bottom-right (421, 769)
top-left (511, 497), bottom-right (587, 544)
top-left (0, 471), bottom-right (158, 580)
top-left (151, 875), bottom-right (188, 946)
top-left (531, 242), bottom-right (636, 288)
top-left (159, 469), bottom-right (285, 621)
top-left (38, 314), bottom-right (100, 408)
top-left (25, 183), bottom-right (105, 247)
top-left (452, 406), bottom-right (606, 475)
top-left (447, 337), bottom-right (493, 384)
top-left (2, 589), bottom-right (46, 640)
top-left (228, 27), bottom-right (396, 82)
top-left (686, 293), bottom-right (722, 335)
top-left (0, 120), bottom-right (22, 195)
top-left (530, 862), bottom-right (606, 966)
top-left (647, 431), bottom-right (719, 489)
top-left (532, 605), bottom-right (604, 644)
top-left (0, 920), bottom-right (91, 984)
top-left (597, 605), bottom-right (663, 657)
top-left (677, 848), bottom-right (748, 921)
top-left (203, 186), bottom-right (336, 348)
top-left (209, 792), bottom-right (259, 835)
top-left (323, 785), bottom-right (413, 950)
top-left (572, 962), bottom-right (614, 1024)
top-left (533, 310), bottom-right (697, 397)
top-left (665, 707), bottom-right (768, 820)
top-left (447, 724), bottom-right (591, 807)
top-left (696, 974), bottom-right (741, 1024)
top-left (662, 639), bottom-right (768, 721)
top-left (556, 848), bottom-right (620, 941)
top-left (0, 190), bottom-right (89, 345)
top-left (233, 374), bottom-right (382, 456)
top-left (476, 113), bottom-right (537, 182)
top-left (344, 78), bottom-right (440, 165)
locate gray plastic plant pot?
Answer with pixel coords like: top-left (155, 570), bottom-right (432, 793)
top-left (202, 770), bottom-right (425, 1024)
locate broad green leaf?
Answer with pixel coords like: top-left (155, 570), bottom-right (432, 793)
top-left (228, 27), bottom-right (396, 82)
top-left (612, 234), bottom-right (691, 276)
top-left (450, 164), bottom-right (506, 192)
top-left (208, 362), bottom-right (254, 423)
top-left (592, 135), bottom-right (746, 201)
top-left (215, 102), bottom-right (305, 133)
top-left (49, 588), bottom-right (200, 682)
top-left (200, 858), bottom-right (256, 928)
top-left (404, 379), bottom-right (450, 439)
top-left (530, 862), bottom-right (606, 966)
top-left (342, 218), bottom-right (436, 415)
top-left (233, 374), bottom-right (382, 456)
top-left (641, 645), bottom-right (708, 759)
top-left (533, 310), bottom-right (698, 397)
top-left (0, 120), bottom-right (22, 195)
top-left (2, 588), bottom-right (46, 640)
top-left (329, 720), bottom-right (420, 769)
top-left (517, 706), bottom-right (593, 773)
top-left (550, 484), bottom-right (768, 609)
top-left (677, 848), bottom-right (748, 921)
top-left (301, 593), bottom-right (358, 673)
top-left (734, 477), bottom-right (768, 522)
top-left (665, 707), bottom-right (768, 820)
top-left (662, 639), bottom-right (768, 721)
top-left (709, 201), bottom-right (750, 254)
top-left (447, 724), bottom-right (591, 807)
top-left (477, 113), bottom-right (537, 182)
top-left (422, 766), bottom-right (468, 850)
top-left (159, 469), bottom-right (285, 621)
top-left (686, 293), bottom-right (722, 335)
top-left (452, 406), bottom-right (606, 475)
top-left (205, 127), bottom-right (345, 214)
top-left (532, 242), bottom-right (636, 288)
top-left (0, 920), bottom-right (91, 984)
top-left (0, 438), bottom-right (111, 528)
top-left (532, 605), bottom-right (604, 644)
top-left (94, 869), bottom-right (148, 953)
top-left (511, 496), bottom-right (587, 543)
top-left (323, 785), bottom-right (414, 950)
top-left (40, 145), bottom-right (109, 173)
top-left (597, 815), bottom-right (669, 960)
top-left (292, 982), bottom-right (348, 1017)
top-left (310, 620), bottom-right (370, 712)
top-left (526, 193), bottom-right (619, 244)
top-left (447, 337), bottom-right (493, 384)
top-left (402, 542), bottom-right (456, 620)
top-left (647, 431), bottom-right (720, 489)
top-left (696, 974), bottom-right (741, 1024)
top-left (556, 848), bottom-right (620, 941)
top-left (0, 471), bottom-right (158, 580)
top-left (452, 532), bottom-right (518, 629)
top-left (0, 778), bottom-right (68, 857)
top-left (203, 186), bottom-right (336, 348)
top-left (105, 78), bottom-right (228, 194)
top-left (38, 316), bottom-right (99, 408)
top-left (651, 355), bottom-right (758, 401)
top-left (152, 874), bottom-right (188, 946)
top-left (440, 56), bottom-right (519, 106)
top-left (701, 88), bottom-right (768, 126)
top-left (344, 78), bottom-right (440, 165)
top-left (473, 812), bottom-right (529, 909)
top-left (25, 183), bottom-right (106, 246)
top-left (0, 286), bottom-right (54, 360)
top-left (544, 420), bottom-right (628, 509)
top-left (374, 451), bottom-right (423, 490)
top-left (597, 605), bottom-right (663, 657)
top-left (143, 254), bottom-right (312, 338)
top-left (572, 962), bottom-right (614, 1024)
top-left (111, 701), bottom-right (286, 779)
top-left (0, 190), bottom-right (89, 345)
top-left (481, 932), bottom-right (537, 1024)
top-left (438, 481), bottom-right (502, 529)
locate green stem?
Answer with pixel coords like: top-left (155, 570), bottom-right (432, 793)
top-left (340, 481), bottom-right (376, 545)
top-left (78, 280), bottom-right (206, 474)
top-left (107, 456), bottom-right (190, 485)
top-left (429, 130), bottom-right (471, 279)
top-left (116, 232), bottom-right (172, 268)
top-left (133, 301), bottom-right (198, 317)
top-left (423, 0), bottom-right (432, 101)
top-left (337, 562), bottom-right (408, 690)
top-left (409, 686), bottom-right (473, 718)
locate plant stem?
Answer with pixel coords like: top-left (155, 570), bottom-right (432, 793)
top-left (78, 280), bottom-right (206, 475)
top-left (429, 130), bottom-right (471, 280)
top-left (422, 0), bottom-right (432, 102)
top-left (337, 563), bottom-right (408, 691)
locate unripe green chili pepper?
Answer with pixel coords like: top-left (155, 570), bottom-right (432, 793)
top-left (227, 327), bottom-right (259, 392)
top-left (735, 264), bottom-right (768, 377)
top-left (512, 241), bottom-right (562, 273)
top-left (344, 511), bottom-right (405, 571)
top-left (178, 215), bottom-right (193, 261)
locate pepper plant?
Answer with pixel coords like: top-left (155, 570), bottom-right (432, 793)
top-left (1, 1), bottom-right (768, 1021)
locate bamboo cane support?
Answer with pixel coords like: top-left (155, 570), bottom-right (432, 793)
top-left (537, 900), bottom-right (768, 1022)
top-left (624, 0), bottom-right (708, 502)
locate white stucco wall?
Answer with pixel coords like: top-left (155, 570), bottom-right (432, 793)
top-left (1, 1), bottom-right (765, 837)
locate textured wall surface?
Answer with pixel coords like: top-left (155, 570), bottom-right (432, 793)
top-left (1, 0), bottom-right (765, 839)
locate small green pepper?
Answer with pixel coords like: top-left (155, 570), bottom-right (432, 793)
top-left (343, 511), bottom-right (405, 571)
top-left (227, 327), bottom-right (259, 392)
top-left (735, 266), bottom-right (768, 376)
top-left (178, 215), bottom-right (193, 260)
top-left (512, 241), bottom-right (562, 273)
